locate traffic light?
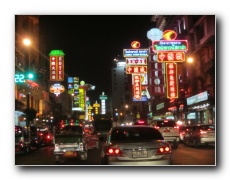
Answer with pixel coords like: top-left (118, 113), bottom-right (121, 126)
top-left (25, 72), bottom-right (36, 80)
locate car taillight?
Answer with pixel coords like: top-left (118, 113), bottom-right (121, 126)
top-left (155, 146), bottom-right (171, 155)
top-left (106, 147), bottom-right (125, 156)
top-left (200, 130), bottom-right (207, 134)
top-left (47, 135), bottom-right (50, 139)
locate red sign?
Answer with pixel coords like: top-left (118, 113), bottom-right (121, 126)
top-left (126, 57), bottom-right (147, 65)
top-left (50, 56), bottom-right (64, 81)
top-left (157, 51), bottom-right (185, 62)
top-left (166, 63), bottom-right (178, 98)
top-left (133, 75), bottom-right (142, 100)
top-left (126, 66), bottom-right (147, 74)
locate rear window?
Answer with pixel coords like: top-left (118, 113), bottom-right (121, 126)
top-left (157, 120), bottom-right (176, 127)
top-left (199, 125), bottom-right (215, 131)
top-left (57, 125), bottom-right (83, 135)
top-left (111, 127), bottom-right (164, 141)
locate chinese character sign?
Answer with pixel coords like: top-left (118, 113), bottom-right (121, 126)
top-left (166, 63), bottom-right (178, 98)
top-left (133, 75), bottom-right (142, 100)
top-left (49, 50), bottom-right (65, 81)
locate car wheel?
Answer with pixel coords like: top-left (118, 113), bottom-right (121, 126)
top-left (173, 141), bottom-right (179, 149)
top-left (55, 155), bottom-right (60, 164)
top-left (194, 139), bottom-right (199, 148)
top-left (80, 152), bottom-right (87, 160)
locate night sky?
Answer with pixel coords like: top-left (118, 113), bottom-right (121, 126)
top-left (39, 15), bottom-right (155, 102)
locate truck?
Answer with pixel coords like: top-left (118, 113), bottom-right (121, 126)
top-left (53, 124), bottom-right (88, 164)
top-left (93, 114), bottom-right (113, 140)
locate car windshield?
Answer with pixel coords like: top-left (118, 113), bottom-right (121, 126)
top-left (111, 127), bottom-right (164, 141)
top-left (157, 120), bottom-right (176, 127)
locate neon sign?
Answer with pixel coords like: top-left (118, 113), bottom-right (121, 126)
top-left (131, 41), bottom-right (140, 48)
top-left (126, 57), bottom-right (147, 65)
top-left (133, 75), bottom-right (142, 100)
top-left (123, 49), bottom-right (148, 57)
top-left (126, 66), bottom-right (147, 74)
top-left (166, 63), bottom-right (178, 98)
top-left (152, 40), bottom-right (188, 52)
top-left (157, 51), bottom-right (185, 62)
top-left (163, 30), bottom-right (177, 40)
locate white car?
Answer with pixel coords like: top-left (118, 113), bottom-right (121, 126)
top-left (151, 120), bottom-right (180, 148)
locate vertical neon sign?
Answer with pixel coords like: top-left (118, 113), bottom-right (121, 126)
top-left (166, 63), bottom-right (178, 98)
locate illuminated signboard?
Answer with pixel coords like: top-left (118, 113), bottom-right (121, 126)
top-left (132, 74), bottom-right (148, 85)
top-left (152, 40), bottom-right (188, 52)
top-left (157, 51), bottom-right (185, 62)
top-left (50, 84), bottom-right (65, 96)
top-left (79, 88), bottom-right (85, 111)
top-left (187, 91), bottom-right (208, 105)
top-left (126, 57), bottom-right (147, 66)
top-left (126, 66), bottom-right (147, 74)
top-left (123, 49), bottom-right (148, 57)
top-left (166, 63), bottom-right (178, 98)
top-left (133, 75), bottom-right (142, 100)
top-left (49, 50), bottom-right (65, 81)
top-left (131, 41), bottom-right (141, 48)
top-left (163, 30), bottom-right (177, 40)
top-left (93, 102), bottom-right (100, 115)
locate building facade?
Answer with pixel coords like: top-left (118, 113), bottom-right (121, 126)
top-left (150, 15), bottom-right (215, 125)
top-left (15, 15), bottom-right (72, 128)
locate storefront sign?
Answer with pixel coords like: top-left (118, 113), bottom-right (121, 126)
top-left (187, 91), bottom-right (208, 105)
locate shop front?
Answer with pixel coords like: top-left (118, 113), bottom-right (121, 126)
top-left (186, 91), bottom-right (215, 125)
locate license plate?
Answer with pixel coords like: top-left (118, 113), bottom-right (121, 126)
top-left (132, 150), bottom-right (148, 158)
top-left (63, 151), bottom-right (77, 157)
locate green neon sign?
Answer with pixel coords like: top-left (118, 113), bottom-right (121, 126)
top-left (152, 40), bottom-right (188, 52)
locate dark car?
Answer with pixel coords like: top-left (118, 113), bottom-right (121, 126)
top-left (30, 126), bottom-right (42, 149)
top-left (179, 125), bottom-right (191, 142)
top-left (183, 124), bottom-right (215, 147)
top-left (38, 129), bottom-right (53, 146)
top-left (101, 125), bottom-right (172, 165)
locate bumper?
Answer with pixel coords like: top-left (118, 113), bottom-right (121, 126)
top-left (104, 154), bottom-right (172, 166)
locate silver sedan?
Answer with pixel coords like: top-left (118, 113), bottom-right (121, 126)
top-left (101, 125), bottom-right (173, 166)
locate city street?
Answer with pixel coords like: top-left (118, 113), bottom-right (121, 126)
top-left (15, 143), bottom-right (215, 166)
